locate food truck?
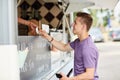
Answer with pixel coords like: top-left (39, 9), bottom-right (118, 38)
top-left (0, 0), bottom-right (118, 80)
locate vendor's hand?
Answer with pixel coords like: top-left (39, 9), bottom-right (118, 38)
top-left (29, 22), bottom-right (37, 30)
top-left (59, 73), bottom-right (69, 80)
top-left (29, 22), bottom-right (37, 32)
top-left (28, 22), bottom-right (38, 35)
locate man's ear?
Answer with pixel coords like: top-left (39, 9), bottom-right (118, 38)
top-left (82, 24), bottom-right (87, 30)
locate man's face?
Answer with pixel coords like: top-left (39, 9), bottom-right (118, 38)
top-left (72, 17), bottom-right (84, 35)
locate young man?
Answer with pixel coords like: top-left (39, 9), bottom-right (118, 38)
top-left (40, 12), bottom-right (99, 80)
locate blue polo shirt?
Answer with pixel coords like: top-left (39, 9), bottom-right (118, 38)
top-left (70, 36), bottom-right (99, 80)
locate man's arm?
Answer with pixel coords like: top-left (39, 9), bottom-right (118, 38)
top-left (70, 68), bottom-right (95, 80)
top-left (51, 39), bottom-right (72, 51)
top-left (39, 30), bottom-right (73, 52)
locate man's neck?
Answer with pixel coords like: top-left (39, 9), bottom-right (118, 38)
top-left (78, 32), bottom-right (89, 42)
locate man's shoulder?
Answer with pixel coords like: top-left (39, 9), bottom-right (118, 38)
top-left (83, 40), bottom-right (98, 51)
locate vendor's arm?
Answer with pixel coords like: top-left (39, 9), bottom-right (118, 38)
top-left (18, 17), bottom-right (37, 29)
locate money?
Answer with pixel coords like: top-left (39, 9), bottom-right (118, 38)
top-left (36, 27), bottom-right (40, 34)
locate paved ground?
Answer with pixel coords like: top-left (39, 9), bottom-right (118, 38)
top-left (95, 41), bottom-right (120, 80)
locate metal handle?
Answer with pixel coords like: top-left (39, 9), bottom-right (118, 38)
top-left (56, 73), bottom-right (62, 78)
top-left (56, 68), bottom-right (73, 78)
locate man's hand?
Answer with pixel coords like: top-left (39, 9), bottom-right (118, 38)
top-left (39, 30), bottom-right (52, 41)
